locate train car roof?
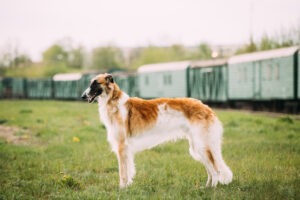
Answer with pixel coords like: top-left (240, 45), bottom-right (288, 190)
top-left (53, 73), bottom-right (82, 81)
top-left (138, 61), bottom-right (190, 73)
top-left (190, 58), bottom-right (227, 68)
top-left (112, 71), bottom-right (136, 76)
top-left (228, 46), bottom-right (299, 64)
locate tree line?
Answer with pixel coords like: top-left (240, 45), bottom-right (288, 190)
top-left (0, 26), bottom-right (299, 78)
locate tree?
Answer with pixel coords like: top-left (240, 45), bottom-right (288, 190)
top-left (91, 46), bottom-right (124, 70)
top-left (0, 42), bottom-right (31, 68)
top-left (235, 37), bottom-right (257, 54)
top-left (67, 46), bottom-right (85, 69)
top-left (41, 44), bottom-right (70, 77)
top-left (42, 44), bottom-right (68, 66)
top-left (196, 43), bottom-right (212, 60)
top-left (11, 54), bottom-right (31, 68)
top-left (236, 23), bottom-right (300, 55)
top-left (130, 44), bottom-right (188, 69)
top-left (259, 35), bottom-right (280, 50)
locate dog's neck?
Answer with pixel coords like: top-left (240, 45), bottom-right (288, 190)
top-left (97, 83), bottom-right (128, 108)
top-left (97, 84), bottom-right (129, 130)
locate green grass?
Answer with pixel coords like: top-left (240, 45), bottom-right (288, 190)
top-left (0, 100), bottom-right (299, 200)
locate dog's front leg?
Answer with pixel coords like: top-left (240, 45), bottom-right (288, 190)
top-left (117, 141), bottom-right (129, 188)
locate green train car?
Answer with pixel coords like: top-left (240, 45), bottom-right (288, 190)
top-left (0, 77), bottom-right (26, 98)
top-left (26, 78), bottom-right (53, 99)
top-left (1, 46), bottom-right (299, 113)
top-left (138, 61), bottom-right (190, 98)
top-left (137, 59), bottom-right (228, 102)
top-left (113, 72), bottom-right (139, 97)
top-left (189, 59), bottom-right (227, 102)
top-left (0, 78), bottom-right (3, 97)
top-left (298, 50), bottom-right (300, 99)
top-left (53, 73), bottom-right (83, 99)
top-left (228, 46), bottom-right (299, 100)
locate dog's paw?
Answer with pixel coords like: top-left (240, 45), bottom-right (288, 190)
top-left (119, 180), bottom-right (133, 188)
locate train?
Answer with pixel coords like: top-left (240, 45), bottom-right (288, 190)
top-left (0, 46), bottom-right (299, 113)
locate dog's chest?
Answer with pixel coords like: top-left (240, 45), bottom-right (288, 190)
top-left (98, 103), bottom-right (127, 153)
top-left (98, 105), bottom-right (113, 128)
top-left (98, 103), bottom-right (126, 128)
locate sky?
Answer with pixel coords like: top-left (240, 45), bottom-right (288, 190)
top-left (0, 0), bottom-right (299, 61)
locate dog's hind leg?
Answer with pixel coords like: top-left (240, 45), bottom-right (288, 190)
top-left (188, 126), bottom-right (220, 187)
top-left (206, 118), bottom-right (233, 186)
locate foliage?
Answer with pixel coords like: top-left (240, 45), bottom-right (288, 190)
top-left (0, 23), bottom-right (299, 77)
top-left (3, 63), bottom-right (45, 78)
top-left (130, 45), bottom-right (184, 69)
top-left (0, 43), bottom-right (32, 69)
top-left (0, 100), bottom-right (299, 199)
top-left (194, 43), bottom-right (212, 60)
top-left (68, 47), bottom-right (85, 69)
top-left (235, 37), bottom-right (257, 55)
top-left (235, 25), bottom-right (300, 54)
top-left (41, 43), bottom-right (85, 75)
top-left (259, 35), bottom-right (280, 50)
top-left (130, 44), bottom-right (212, 69)
top-left (91, 46), bottom-right (124, 70)
top-left (42, 44), bottom-right (68, 66)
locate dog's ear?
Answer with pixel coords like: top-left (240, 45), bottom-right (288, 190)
top-left (105, 74), bottom-right (114, 84)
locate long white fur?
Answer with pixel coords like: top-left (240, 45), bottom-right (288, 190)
top-left (97, 91), bottom-right (233, 188)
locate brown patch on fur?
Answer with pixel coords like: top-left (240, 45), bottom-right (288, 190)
top-left (96, 75), bottom-right (106, 84)
top-left (106, 84), bottom-right (123, 125)
top-left (206, 148), bottom-right (216, 170)
top-left (165, 98), bottom-right (215, 124)
top-left (94, 73), bottom-right (118, 95)
top-left (125, 97), bottom-right (215, 136)
top-left (148, 98), bottom-right (214, 125)
top-left (125, 98), bottom-right (159, 136)
top-left (117, 138), bottom-right (128, 185)
top-left (110, 84), bottom-right (123, 101)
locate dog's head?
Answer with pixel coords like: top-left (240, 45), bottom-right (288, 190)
top-left (81, 73), bottom-right (114, 103)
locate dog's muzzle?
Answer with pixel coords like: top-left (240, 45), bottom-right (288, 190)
top-left (81, 92), bottom-right (88, 100)
top-left (81, 88), bottom-right (89, 100)
top-left (81, 87), bottom-right (102, 103)
top-left (81, 88), bottom-right (95, 103)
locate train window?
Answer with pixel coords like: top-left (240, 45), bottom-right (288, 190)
top-left (168, 75), bottom-right (172, 85)
top-left (274, 64), bottom-right (280, 80)
top-left (237, 67), bottom-right (247, 82)
top-left (163, 74), bottom-right (172, 85)
top-left (263, 65), bottom-right (270, 80)
top-left (267, 64), bottom-right (272, 80)
top-left (237, 68), bottom-right (241, 82)
top-left (145, 76), bottom-right (149, 85)
top-left (244, 67), bottom-right (247, 82)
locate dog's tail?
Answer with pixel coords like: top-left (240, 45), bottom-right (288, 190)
top-left (208, 118), bottom-right (233, 185)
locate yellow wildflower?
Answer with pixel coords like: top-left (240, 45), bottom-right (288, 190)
top-left (21, 134), bottom-right (30, 139)
top-left (72, 136), bottom-right (80, 142)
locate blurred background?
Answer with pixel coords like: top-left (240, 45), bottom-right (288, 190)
top-left (0, 0), bottom-right (300, 113)
top-left (0, 0), bottom-right (299, 76)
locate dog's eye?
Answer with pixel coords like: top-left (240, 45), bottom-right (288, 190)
top-left (91, 80), bottom-right (100, 88)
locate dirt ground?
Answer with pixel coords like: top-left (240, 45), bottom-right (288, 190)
top-left (0, 125), bottom-right (30, 145)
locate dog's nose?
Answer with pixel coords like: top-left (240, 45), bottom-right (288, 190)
top-left (81, 93), bottom-right (87, 100)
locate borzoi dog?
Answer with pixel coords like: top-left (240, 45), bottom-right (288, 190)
top-left (81, 73), bottom-right (232, 188)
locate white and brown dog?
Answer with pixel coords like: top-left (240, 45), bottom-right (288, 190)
top-left (81, 73), bottom-right (232, 188)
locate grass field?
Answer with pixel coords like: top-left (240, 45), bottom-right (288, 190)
top-left (0, 100), bottom-right (299, 200)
